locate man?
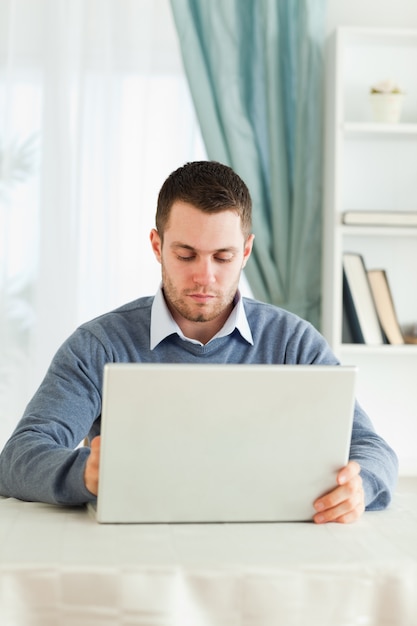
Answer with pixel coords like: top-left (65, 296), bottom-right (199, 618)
top-left (0, 161), bottom-right (398, 523)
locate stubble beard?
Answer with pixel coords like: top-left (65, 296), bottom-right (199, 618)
top-left (161, 267), bottom-right (237, 324)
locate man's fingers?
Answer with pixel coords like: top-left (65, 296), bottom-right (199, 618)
top-left (90, 435), bottom-right (101, 458)
top-left (84, 436), bottom-right (101, 496)
top-left (313, 463), bottom-right (365, 524)
top-left (337, 460), bottom-right (361, 485)
top-left (313, 485), bottom-right (365, 524)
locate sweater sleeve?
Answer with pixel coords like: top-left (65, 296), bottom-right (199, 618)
top-left (350, 400), bottom-right (398, 510)
top-left (0, 328), bottom-right (109, 505)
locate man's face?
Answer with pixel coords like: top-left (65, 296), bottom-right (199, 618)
top-left (150, 201), bottom-right (254, 341)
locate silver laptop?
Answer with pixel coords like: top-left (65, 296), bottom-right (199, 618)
top-left (89, 363), bottom-right (356, 523)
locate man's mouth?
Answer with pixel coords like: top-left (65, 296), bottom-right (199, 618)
top-left (188, 293), bottom-right (216, 303)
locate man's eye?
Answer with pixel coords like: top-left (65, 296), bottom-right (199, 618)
top-left (215, 257), bottom-right (233, 263)
top-left (177, 255), bottom-right (195, 262)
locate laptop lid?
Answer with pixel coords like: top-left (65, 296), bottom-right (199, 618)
top-left (92, 363), bottom-right (356, 523)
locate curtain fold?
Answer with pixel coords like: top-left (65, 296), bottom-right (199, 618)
top-left (170, 0), bottom-right (326, 328)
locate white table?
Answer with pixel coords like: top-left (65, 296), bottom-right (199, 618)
top-left (1, 478), bottom-right (416, 626)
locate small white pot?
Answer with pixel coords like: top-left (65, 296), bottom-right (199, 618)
top-left (369, 93), bottom-right (404, 123)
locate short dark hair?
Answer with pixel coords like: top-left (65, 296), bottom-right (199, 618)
top-left (156, 161), bottom-right (252, 239)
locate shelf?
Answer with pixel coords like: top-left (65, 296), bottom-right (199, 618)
top-left (339, 26), bottom-right (417, 46)
top-left (323, 27), bottom-right (417, 346)
top-left (338, 224), bottom-right (417, 237)
top-left (339, 343), bottom-right (417, 357)
top-left (342, 122), bottom-right (417, 136)
top-left (339, 122), bottom-right (417, 141)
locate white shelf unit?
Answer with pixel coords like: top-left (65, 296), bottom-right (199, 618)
top-left (322, 27), bottom-right (417, 475)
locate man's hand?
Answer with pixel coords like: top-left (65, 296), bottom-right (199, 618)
top-left (84, 436), bottom-right (101, 496)
top-left (313, 460), bottom-right (365, 524)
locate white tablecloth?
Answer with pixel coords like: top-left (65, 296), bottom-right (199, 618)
top-left (1, 478), bottom-right (416, 626)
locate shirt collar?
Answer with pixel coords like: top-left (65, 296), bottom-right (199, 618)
top-left (150, 284), bottom-right (253, 350)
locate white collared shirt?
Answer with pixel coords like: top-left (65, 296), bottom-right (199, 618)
top-left (150, 284), bottom-right (254, 349)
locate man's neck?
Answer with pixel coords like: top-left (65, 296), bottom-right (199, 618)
top-left (171, 307), bottom-right (233, 345)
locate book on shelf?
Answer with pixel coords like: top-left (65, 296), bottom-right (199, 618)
top-left (367, 269), bottom-right (405, 345)
top-left (342, 253), bottom-right (386, 345)
top-left (342, 211), bottom-right (417, 227)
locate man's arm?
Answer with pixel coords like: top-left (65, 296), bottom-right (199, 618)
top-left (0, 329), bottom-right (107, 505)
top-left (348, 400), bottom-right (398, 512)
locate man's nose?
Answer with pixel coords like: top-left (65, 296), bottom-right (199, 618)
top-left (193, 259), bottom-right (216, 285)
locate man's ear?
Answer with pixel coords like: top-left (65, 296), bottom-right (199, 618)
top-left (150, 229), bottom-right (162, 263)
top-left (242, 234), bottom-right (255, 269)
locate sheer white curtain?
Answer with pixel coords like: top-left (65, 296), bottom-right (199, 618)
top-left (0, 0), bottom-right (206, 446)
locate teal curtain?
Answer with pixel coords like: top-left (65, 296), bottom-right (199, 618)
top-left (170, 0), bottom-right (326, 329)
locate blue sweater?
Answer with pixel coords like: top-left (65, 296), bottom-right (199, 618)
top-left (0, 296), bottom-right (398, 507)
